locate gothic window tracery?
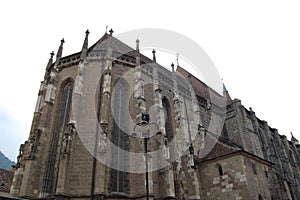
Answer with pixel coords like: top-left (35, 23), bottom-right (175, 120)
top-left (111, 78), bottom-right (129, 193)
top-left (162, 97), bottom-right (173, 140)
top-left (43, 79), bottom-right (73, 194)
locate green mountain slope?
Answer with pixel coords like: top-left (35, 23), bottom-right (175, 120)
top-left (0, 151), bottom-right (15, 170)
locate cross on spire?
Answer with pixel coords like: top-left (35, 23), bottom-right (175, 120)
top-left (109, 28), bottom-right (114, 36)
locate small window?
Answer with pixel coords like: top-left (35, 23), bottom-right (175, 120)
top-left (217, 164), bottom-right (223, 176)
top-left (258, 194), bottom-right (263, 200)
top-left (265, 170), bottom-right (268, 178)
top-left (252, 163), bottom-right (257, 175)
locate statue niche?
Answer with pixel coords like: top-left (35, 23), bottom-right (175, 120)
top-left (61, 122), bottom-right (76, 157)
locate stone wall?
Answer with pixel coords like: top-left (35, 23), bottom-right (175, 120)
top-left (198, 152), bottom-right (271, 200)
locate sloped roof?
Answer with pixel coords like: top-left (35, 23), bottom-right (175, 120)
top-left (176, 66), bottom-right (228, 111)
top-left (0, 168), bottom-right (14, 193)
top-left (176, 66), bottom-right (209, 98)
top-left (55, 32), bottom-right (231, 106)
top-left (197, 131), bottom-right (241, 162)
top-left (88, 33), bottom-right (135, 56)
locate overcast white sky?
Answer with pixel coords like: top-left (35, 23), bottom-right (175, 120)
top-left (0, 0), bottom-right (300, 161)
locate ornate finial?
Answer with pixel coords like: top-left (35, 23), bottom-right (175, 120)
top-left (223, 83), bottom-right (232, 102)
top-left (46, 51), bottom-right (55, 70)
top-left (56, 38), bottom-right (65, 61)
top-left (84, 30), bottom-right (89, 46)
top-left (291, 132), bottom-right (299, 144)
top-left (81, 30), bottom-right (89, 60)
top-left (135, 39), bottom-right (140, 66)
top-left (152, 49), bottom-right (156, 63)
top-left (171, 63), bottom-right (175, 72)
top-left (249, 107), bottom-right (255, 114)
top-left (136, 38), bottom-right (140, 53)
top-left (109, 28), bottom-right (113, 36)
top-left (223, 83), bottom-right (228, 93)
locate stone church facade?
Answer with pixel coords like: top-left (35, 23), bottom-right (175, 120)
top-left (10, 29), bottom-right (300, 200)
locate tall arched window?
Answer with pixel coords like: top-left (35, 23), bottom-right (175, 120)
top-left (111, 79), bottom-right (129, 193)
top-left (162, 97), bottom-right (173, 140)
top-left (56, 81), bottom-right (74, 132)
top-left (43, 79), bottom-right (73, 194)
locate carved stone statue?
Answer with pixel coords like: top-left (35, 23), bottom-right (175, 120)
top-left (62, 122), bottom-right (76, 156)
top-left (26, 129), bottom-right (42, 159)
top-left (28, 134), bottom-right (36, 159)
top-left (45, 72), bottom-right (57, 103)
top-left (103, 72), bottom-right (111, 94)
top-left (62, 132), bottom-right (70, 155)
top-left (98, 134), bottom-right (107, 153)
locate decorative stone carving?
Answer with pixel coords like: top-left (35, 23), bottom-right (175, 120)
top-left (164, 138), bottom-right (170, 161)
top-left (45, 72), bottom-right (57, 103)
top-left (61, 122), bottom-right (76, 156)
top-left (98, 134), bottom-right (107, 153)
top-left (103, 71), bottom-right (111, 94)
top-left (27, 129), bottom-right (41, 159)
top-left (34, 82), bottom-right (46, 113)
top-left (74, 62), bottom-right (85, 95)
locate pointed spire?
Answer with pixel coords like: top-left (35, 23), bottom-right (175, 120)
top-left (56, 38), bottom-right (64, 61)
top-left (223, 83), bottom-right (228, 93)
top-left (152, 49), bottom-right (156, 63)
top-left (80, 30), bottom-right (89, 61)
top-left (135, 39), bottom-right (140, 67)
top-left (171, 63), bottom-right (175, 72)
top-left (82, 30), bottom-right (89, 49)
top-left (223, 83), bottom-right (232, 103)
top-left (176, 53), bottom-right (180, 67)
top-left (46, 51), bottom-right (55, 70)
top-left (136, 38), bottom-right (140, 53)
top-left (54, 38), bottom-right (65, 70)
top-left (291, 132), bottom-right (299, 144)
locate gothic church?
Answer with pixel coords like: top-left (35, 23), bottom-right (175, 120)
top-left (10, 29), bottom-right (300, 200)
